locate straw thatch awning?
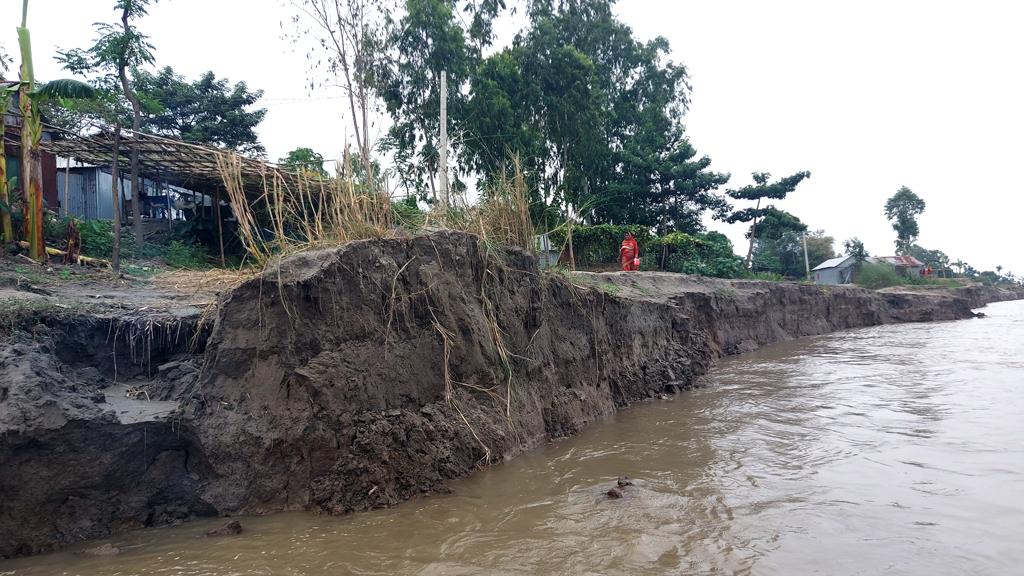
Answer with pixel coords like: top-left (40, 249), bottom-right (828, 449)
top-left (39, 128), bottom-right (292, 194)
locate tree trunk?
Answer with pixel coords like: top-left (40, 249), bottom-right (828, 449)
top-left (119, 6), bottom-right (143, 254)
top-left (110, 126), bottom-right (122, 275)
top-left (0, 121), bottom-right (12, 244)
top-left (744, 198), bottom-right (761, 269)
top-left (18, 84), bottom-right (44, 262)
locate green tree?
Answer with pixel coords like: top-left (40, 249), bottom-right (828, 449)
top-left (843, 237), bottom-right (869, 263)
top-left (884, 185), bottom-right (925, 255)
top-left (460, 0), bottom-right (729, 233)
top-left (58, 0), bottom-right (157, 253)
top-left (909, 244), bottom-right (949, 275)
top-left (726, 171), bottom-right (811, 268)
top-left (134, 67), bottom-right (266, 155)
top-left (279, 147), bottom-right (328, 178)
top-left (377, 0), bottom-right (506, 200)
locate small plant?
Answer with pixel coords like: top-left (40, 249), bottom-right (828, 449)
top-left (855, 262), bottom-right (904, 289)
top-left (163, 240), bottom-right (208, 269)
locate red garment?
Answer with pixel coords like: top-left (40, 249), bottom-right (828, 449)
top-left (619, 234), bottom-right (640, 271)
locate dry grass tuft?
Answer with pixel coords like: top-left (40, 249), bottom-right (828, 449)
top-left (218, 151), bottom-right (393, 267)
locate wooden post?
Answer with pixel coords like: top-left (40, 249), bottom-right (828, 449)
top-left (439, 70), bottom-right (448, 209)
top-left (215, 188), bottom-right (225, 267)
top-left (62, 157), bottom-right (71, 218)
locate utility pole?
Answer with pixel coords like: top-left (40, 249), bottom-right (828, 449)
top-left (439, 71), bottom-right (449, 209)
top-left (802, 231), bottom-right (811, 281)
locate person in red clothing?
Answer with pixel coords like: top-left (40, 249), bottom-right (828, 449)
top-left (619, 232), bottom-right (640, 271)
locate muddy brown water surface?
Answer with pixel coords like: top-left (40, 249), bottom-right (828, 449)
top-left (7, 300), bottom-right (1024, 576)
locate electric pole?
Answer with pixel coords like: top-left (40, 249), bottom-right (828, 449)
top-left (803, 232), bottom-right (811, 281)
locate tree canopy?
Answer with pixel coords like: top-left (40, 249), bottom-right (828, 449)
top-left (843, 237), bottom-right (869, 262)
top-left (135, 67), bottom-right (267, 155)
top-left (279, 146), bottom-right (328, 177)
top-left (884, 186), bottom-right (925, 255)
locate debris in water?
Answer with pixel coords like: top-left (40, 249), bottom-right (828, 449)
top-left (205, 520), bottom-right (243, 537)
top-left (606, 487), bottom-right (623, 499)
top-left (617, 476), bottom-right (634, 488)
top-left (82, 543), bottom-right (120, 556)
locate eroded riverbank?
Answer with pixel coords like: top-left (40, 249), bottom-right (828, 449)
top-left (2, 231), bottom-right (1021, 558)
top-left (6, 299), bottom-right (1023, 575)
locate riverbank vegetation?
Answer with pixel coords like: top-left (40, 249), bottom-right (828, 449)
top-left (2, 0), bottom-right (1019, 289)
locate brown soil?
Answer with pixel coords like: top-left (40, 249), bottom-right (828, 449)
top-left (1, 231), bottom-right (1021, 558)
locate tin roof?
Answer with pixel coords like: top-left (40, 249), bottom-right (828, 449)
top-left (870, 255), bottom-right (925, 267)
top-left (812, 255), bottom-right (855, 271)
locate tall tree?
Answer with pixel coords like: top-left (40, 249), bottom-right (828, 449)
top-left (291, 0), bottom-right (392, 190)
top-left (461, 0), bottom-right (729, 231)
top-left (884, 185), bottom-right (925, 255)
top-left (725, 171), bottom-right (811, 268)
top-left (134, 67), bottom-right (266, 155)
top-left (377, 0), bottom-right (505, 200)
top-left (843, 237), bottom-right (869, 263)
top-left (58, 0), bottom-right (157, 253)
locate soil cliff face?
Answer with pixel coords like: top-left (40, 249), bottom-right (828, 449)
top-left (1, 231), bottom-right (1021, 557)
top-left (188, 232), bottom-right (1019, 519)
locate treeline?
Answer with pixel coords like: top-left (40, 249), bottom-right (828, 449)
top-left (288, 0), bottom-right (812, 242)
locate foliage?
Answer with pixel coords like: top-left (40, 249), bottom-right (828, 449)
top-left (884, 186), bottom-right (926, 255)
top-left (843, 237), bottom-right (869, 262)
top-left (392, 196), bottom-right (425, 229)
top-left (76, 218), bottom-right (136, 259)
top-left (377, 0), bottom-right (486, 198)
top-left (279, 147), bottom-right (328, 177)
top-left (752, 229), bottom-right (834, 279)
top-left (725, 171), bottom-right (811, 267)
top-left (855, 262), bottom-right (905, 289)
top-left (908, 243), bottom-right (948, 271)
top-left (548, 223), bottom-right (653, 266)
top-left (647, 231), bottom-right (746, 278)
top-left (753, 208), bottom-right (807, 239)
top-left (162, 239), bottom-right (208, 268)
top-left (134, 67), bottom-right (267, 155)
top-left (0, 43), bottom-right (11, 76)
top-left (456, 0), bottom-right (731, 232)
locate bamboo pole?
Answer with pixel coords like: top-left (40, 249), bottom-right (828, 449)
top-left (215, 187), bottom-right (225, 267)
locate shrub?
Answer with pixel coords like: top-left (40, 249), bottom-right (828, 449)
top-left (548, 224), bottom-right (653, 266)
top-left (648, 231), bottom-right (746, 278)
top-left (163, 240), bottom-right (208, 269)
top-left (77, 219), bottom-right (136, 259)
top-left (855, 262), bottom-right (903, 289)
top-left (392, 197), bottom-right (425, 230)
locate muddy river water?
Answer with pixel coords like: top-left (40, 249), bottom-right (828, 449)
top-left (6, 300), bottom-right (1023, 575)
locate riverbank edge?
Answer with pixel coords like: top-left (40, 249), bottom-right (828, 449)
top-left (2, 231), bottom-right (1022, 558)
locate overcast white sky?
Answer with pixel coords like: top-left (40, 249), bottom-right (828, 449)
top-left (4, 0), bottom-right (1021, 273)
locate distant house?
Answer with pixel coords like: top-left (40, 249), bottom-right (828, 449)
top-left (869, 255), bottom-right (926, 277)
top-left (55, 159), bottom-right (204, 222)
top-left (812, 255), bottom-right (856, 284)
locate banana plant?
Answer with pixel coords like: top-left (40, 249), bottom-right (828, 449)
top-left (14, 0), bottom-right (94, 259)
